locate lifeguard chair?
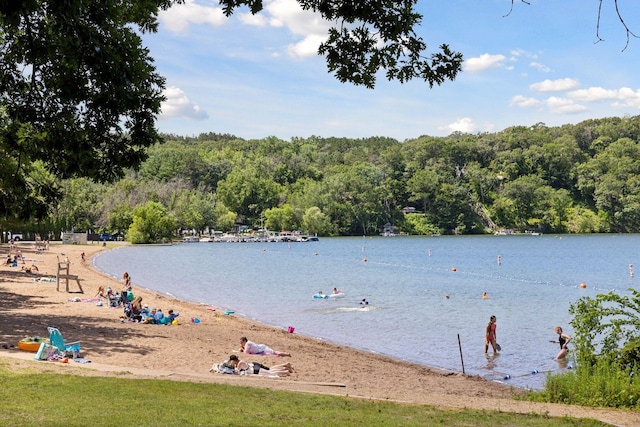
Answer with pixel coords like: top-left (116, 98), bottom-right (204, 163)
top-left (56, 256), bottom-right (83, 293)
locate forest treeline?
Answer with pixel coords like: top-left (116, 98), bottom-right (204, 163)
top-left (17, 115), bottom-right (640, 240)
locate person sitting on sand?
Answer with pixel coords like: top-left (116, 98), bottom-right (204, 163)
top-left (5, 255), bottom-right (12, 265)
top-left (166, 309), bottom-right (179, 323)
top-left (144, 308), bottom-right (158, 324)
top-left (126, 296), bottom-right (144, 322)
top-left (154, 308), bottom-right (165, 324)
top-left (239, 337), bottom-right (291, 356)
top-left (106, 287), bottom-right (120, 307)
top-left (140, 304), bottom-right (152, 322)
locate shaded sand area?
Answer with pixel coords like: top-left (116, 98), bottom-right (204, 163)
top-left (1, 242), bottom-right (638, 426)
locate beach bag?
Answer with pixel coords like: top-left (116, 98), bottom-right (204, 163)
top-left (34, 342), bottom-right (56, 361)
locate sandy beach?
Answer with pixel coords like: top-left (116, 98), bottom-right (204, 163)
top-left (1, 242), bottom-right (638, 426)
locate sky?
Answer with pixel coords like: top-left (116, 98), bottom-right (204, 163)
top-left (144, 0), bottom-right (640, 141)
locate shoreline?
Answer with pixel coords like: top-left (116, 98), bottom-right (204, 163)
top-left (2, 242), bottom-right (640, 425)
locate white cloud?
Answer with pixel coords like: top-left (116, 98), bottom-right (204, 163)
top-left (509, 49), bottom-right (537, 60)
top-left (569, 86), bottom-right (625, 101)
top-left (442, 118), bottom-right (476, 133)
top-left (265, 0), bottom-right (331, 57)
top-left (530, 78), bottom-right (579, 93)
top-left (566, 87), bottom-right (640, 110)
top-left (160, 86), bottom-right (209, 120)
top-left (530, 62), bottom-right (551, 73)
top-left (159, 0), bottom-right (227, 33)
top-left (287, 34), bottom-right (327, 57)
top-left (618, 88), bottom-right (640, 109)
top-left (509, 95), bottom-right (542, 108)
top-left (464, 54), bottom-right (507, 72)
top-left (240, 12), bottom-right (268, 27)
top-left (545, 96), bottom-right (587, 114)
top-left (161, 0), bottom-right (330, 57)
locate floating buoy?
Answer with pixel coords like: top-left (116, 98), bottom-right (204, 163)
top-left (579, 283), bottom-right (587, 289)
top-left (531, 369), bottom-right (539, 374)
top-left (451, 267), bottom-right (457, 272)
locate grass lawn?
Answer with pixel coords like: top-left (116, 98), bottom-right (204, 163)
top-left (0, 365), bottom-right (610, 426)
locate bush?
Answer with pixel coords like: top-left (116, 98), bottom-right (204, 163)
top-left (529, 358), bottom-right (640, 408)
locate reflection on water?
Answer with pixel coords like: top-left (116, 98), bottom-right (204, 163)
top-left (94, 234), bottom-right (640, 389)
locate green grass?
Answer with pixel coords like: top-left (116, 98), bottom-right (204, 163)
top-left (0, 367), bottom-right (612, 426)
top-left (524, 361), bottom-right (640, 409)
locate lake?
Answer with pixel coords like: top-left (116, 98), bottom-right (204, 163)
top-left (93, 234), bottom-right (639, 389)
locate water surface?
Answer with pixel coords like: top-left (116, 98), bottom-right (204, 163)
top-left (94, 234), bottom-right (639, 389)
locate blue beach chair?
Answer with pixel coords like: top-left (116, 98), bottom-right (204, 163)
top-left (48, 327), bottom-right (81, 356)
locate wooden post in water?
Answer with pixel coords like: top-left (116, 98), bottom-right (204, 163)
top-left (457, 334), bottom-right (465, 374)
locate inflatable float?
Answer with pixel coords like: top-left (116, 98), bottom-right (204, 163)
top-left (328, 292), bottom-right (345, 298)
top-left (313, 293), bottom-right (328, 299)
top-left (18, 337), bottom-right (48, 352)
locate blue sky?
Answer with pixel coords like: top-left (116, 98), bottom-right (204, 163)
top-left (145, 0), bottom-right (640, 141)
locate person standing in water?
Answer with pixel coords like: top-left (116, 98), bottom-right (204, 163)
top-left (554, 326), bottom-right (571, 359)
top-left (484, 315), bottom-right (497, 354)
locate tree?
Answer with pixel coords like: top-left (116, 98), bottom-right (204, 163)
top-left (220, 0), bottom-right (463, 89)
top-left (302, 206), bottom-right (331, 236)
top-left (0, 0), bottom-right (170, 221)
top-left (127, 201), bottom-right (176, 244)
top-left (569, 289), bottom-right (640, 368)
top-left (501, 175), bottom-right (546, 228)
top-left (507, 0), bottom-right (639, 51)
top-left (407, 168), bottom-right (439, 213)
top-left (54, 178), bottom-right (105, 232)
top-left (264, 204), bottom-right (298, 231)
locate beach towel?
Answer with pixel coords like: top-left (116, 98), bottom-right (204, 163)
top-left (209, 363), bottom-right (235, 374)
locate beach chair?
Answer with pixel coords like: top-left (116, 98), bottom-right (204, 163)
top-left (48, 327), bottom-right (81, 356)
